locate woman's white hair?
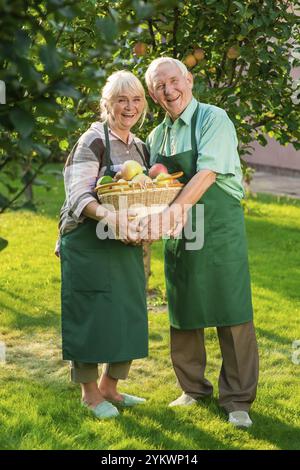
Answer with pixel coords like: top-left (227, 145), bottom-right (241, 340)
top-left (145, 57), bottom-right (189, 92)
top-left (100, 70), bottom-right (147, 126)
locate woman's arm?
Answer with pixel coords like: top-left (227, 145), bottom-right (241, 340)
top-left (83, 201), bottom-right (139, 244)
top-left (82, 200), bottom-right (109, 221)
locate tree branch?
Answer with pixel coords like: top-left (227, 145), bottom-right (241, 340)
top-left (251, 115), bottom-right (278, 130)
top-left (231, 62), bottom-right (246, 87)
top-left (56, 21), bottom-right (67, 45)
top-left (0, 155), bottom-right (52, 214)
top-left (147, 19), bottom-right (156, 51)
top-left (0, 155), bottom-right (12, 172)
top-left (172, 7), bottom-right (180, 58)
top-left (228, 58), bottom-right (237, 86)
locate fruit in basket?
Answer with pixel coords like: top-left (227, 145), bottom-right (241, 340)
top-left (149, 163), bottom-right (169, 179)
top-left (114, 171), bottom-right (122, 181)
top-left (155, 172), bottom-right (172, 182)
top-left (120, 160), bottom-right (143, 180)
top-left (132, 174), bottom-right (152, 184)
top-left (97, 175), bottom-right (114, 185)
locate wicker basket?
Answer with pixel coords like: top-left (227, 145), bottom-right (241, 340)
top-left (95, 172), bottom-right (184, 211)
top-left (97, 184), bottom-right (182, 211)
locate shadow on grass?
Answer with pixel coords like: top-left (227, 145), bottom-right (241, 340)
top-left (0, 237), bottom-right (8, 252)
top-left (256, 326), bottom-right (294, 347)
top-left (0, 294), bottom-right (59, 332)
top-left (116, 402), bottom-right (238, 450)
top-left (246, 218), bottom-right (300, 304)
top-left (247, 410), bottom-right (300, 450)
top-left (0, 376), bottom-right (237, 450)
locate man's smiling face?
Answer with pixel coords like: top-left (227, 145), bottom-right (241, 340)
top-left (149, 62), bottom-right (193, 121)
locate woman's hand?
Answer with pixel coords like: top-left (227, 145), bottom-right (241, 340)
top-left (136, 205), bottom-right (189, 242)
top-left (105, 209), bottom-right (140, 244)
top-left (54, 239), bottom-right (61, 258)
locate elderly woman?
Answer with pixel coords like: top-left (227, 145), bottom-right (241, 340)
top-left (57, 71), bottom-right (149, 419)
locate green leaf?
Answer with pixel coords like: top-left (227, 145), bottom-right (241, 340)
top-left (39, 44), bottom-right (62, 75)
top-left (59, 139), bottom-right (69, 151)
top-left (53, 81), bottom-right (81, 99)
top-left (32, 178), bottom-right (50, 187)
top-left (14, 30), bottom-right (31, 57)
top-left (9, 109), bottom-right (35, 138)
top-left (32, 143), bottom-right (51, 158)
top-left (95, 17), bottom-right (119, 43)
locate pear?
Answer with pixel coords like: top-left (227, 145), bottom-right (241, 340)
top-left (121, 160), bottom-right (143, 181)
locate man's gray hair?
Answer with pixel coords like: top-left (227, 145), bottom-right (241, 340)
top-left (145, 57), bottom-right (189, 92)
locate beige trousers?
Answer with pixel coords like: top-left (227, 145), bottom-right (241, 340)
top-left (170, 321), bottom-right (259, 413)
top-left (70, 361), bottom-right (132, 383)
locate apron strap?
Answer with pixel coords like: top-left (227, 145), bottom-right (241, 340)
top-left (133, 141), bottom-right (150, 169)
top-left (160, 124), bottom-right (169, 156)
top-left (104, 122), bottom-right (149, 172)
top-left (159, 103), bottom-right (200, 158)
top-left (190, 103), bottom-right (200, 157)
top-left (103, 122), bottom-right (113, 169)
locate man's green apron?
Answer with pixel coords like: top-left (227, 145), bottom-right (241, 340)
top-left (60, 123), bottom-right (148, 363)
top-left (156, 105), bottom-right (253, 329)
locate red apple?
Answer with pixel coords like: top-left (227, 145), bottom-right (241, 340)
top-left (149, 163), bottom-right (169, 179)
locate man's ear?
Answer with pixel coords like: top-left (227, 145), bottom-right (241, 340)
top-left (148, 89), bottom-right (158, 104)
top-left (187, 72), bottom-right (194, 90)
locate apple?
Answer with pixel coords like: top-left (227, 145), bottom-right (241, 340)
top-left (193, 48), bottom-right (205, 61)
top-left (120, 160), bottom-right (143, 180)
top-left (227, 46), bottom-right (240, 60)
top-left (184, 54), bottom-right (197, 68)
top-left (148, 163), bottom-right (169, 179)
top-left (97, 175), bottom-right (113, 185)
top-left (133, 42), bottom-right (147, 56)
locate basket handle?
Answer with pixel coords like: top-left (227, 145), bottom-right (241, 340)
top-left (95, 171), bottom-right (184, 191)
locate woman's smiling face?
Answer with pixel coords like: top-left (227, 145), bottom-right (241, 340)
top-left (149, 62), bottom-right (193, 121)
top-left (109, 93), bottom-right (144, 131)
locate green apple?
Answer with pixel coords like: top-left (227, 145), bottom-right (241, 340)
top-left (97, 175), bottom-right (113, 185)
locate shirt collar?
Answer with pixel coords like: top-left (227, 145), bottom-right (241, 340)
top-left (109, 127), bottom-right (135, 145)
top-left (163, 97), bottom-right (197, 127)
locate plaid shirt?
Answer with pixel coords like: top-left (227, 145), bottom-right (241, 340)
top-left (58, 121), bottom-right (149, 235)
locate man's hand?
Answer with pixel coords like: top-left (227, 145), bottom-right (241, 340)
top-left (135, 205), bottom-right (189, 242)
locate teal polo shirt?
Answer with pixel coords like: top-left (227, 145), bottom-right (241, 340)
top-left (146, 97), bottom-right (244, 201)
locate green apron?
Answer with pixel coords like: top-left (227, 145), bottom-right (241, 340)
top-left (60, 123), bottom-right (149, 363)
top-left (156, 105), bottom-right (253, 329)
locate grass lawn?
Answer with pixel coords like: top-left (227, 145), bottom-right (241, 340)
top-left (0, 165), bottom-right (300, 450)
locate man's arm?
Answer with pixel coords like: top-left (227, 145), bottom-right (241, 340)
top-left (136, 170), bottom-right (216, 240)
top-left (171, 169), bottom-right (216, 209)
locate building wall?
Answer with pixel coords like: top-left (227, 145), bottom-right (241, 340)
top-left (244, 138), bottom-right (300, 172)
top-left (244, 65), bottom-right (300, 173)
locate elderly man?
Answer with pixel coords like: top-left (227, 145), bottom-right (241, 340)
top-left (141, 57), bottom-right (259, 428)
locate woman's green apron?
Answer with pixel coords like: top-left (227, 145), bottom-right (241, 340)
top-left (60, 124), bottom-right (148, 363)
top-left (156, 105), bottom-right (253, 329)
